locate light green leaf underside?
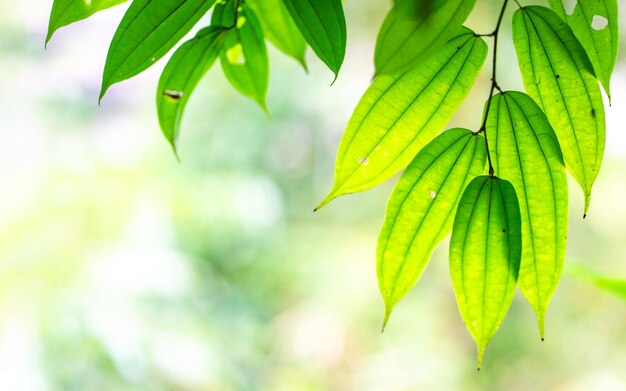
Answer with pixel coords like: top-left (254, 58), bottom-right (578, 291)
top-left (567, 261), bottom-right (626, 300)
top-left (375, 0), bottom-right (477, 76)
top-left (512, 6), bottom-right (605, 216)
top-left (282, 0), bottom-right (346, 77)
top-left (486, 91), bottom-right (568, 338)
top-left (450, 176), bottom-right (522, 368)
top-left (157, 27), bottom-right (225, 152)
top-left (213, 3), bottom-right (269, 110)
top-left (318, 29), bottom-right (487, 208)
top-left (548, 0), bottom-right (618, 99)
top-left (247, 0), bottom-right (307, 69)
top-left (377, 128), bottom-right (486, 327)
top-left (47, 0), bottom-right (128, 44)
top-left (100, 0), bottom-right (215, 100)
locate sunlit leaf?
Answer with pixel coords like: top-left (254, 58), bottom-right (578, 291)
top-left (247, 0), bottom-right (307, 69)
top-left (450, 175), bottom-right (522, 368)
top-left (486, 91), bottom-right (568, 338)
top-left (549, 0), bottom-right (618, 99)
top-left (212, 2), bottom-right (269, 110)
top-left (378, 128), bottom-right (486, 326)
top-left (512, 6), bottom-right (605, 216)
top-left (318, 29), bottom-right (486, 208)
top-left (100, 0), bottom-right (215, 100)
top-left (375, 0), bottom-right (477, 76)
top-left (282, 0), bottom-right (346, 78)
top-left (157, 27), bottom-right (226, 153)
top-left (46, 0), bottom-right (128, 44)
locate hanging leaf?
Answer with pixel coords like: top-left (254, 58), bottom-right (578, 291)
top-left (567, 261), bottom-right (626, 300)
top-left (213, 2), bottom-right (269, 110)
top-left (282, 0), bottom-right (346, 78)
top-left (317, 29), bottom-right (486, 209)
top-left (486, 91), bottom-right (568, 338)
top-left (247, 0), bottom-right (307, 69)
top-left (512, 6), bottom-right (605, 216)
top-left (157, 27), bottom-right (226, 153)
top-left (46, 0), bottom-right (128, 44)
top-left (449, 176), bottom-right (522, 368)
top-left (377, 128), bottom-right (486, 327)
top-left (375, 0), bottom-right (477, 76)
top-left (100, 0), bottom-right (216, 101)
top-left (548, 0), bottom-right (618, 99)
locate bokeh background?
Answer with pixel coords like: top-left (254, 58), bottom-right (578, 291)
top-left (1, 1), bottom-right (626, 390)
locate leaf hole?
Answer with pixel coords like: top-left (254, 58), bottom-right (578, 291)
top-left (591, 15), bottom-right (608, 30)
top-left (163, 90), bottom-right (183, 100)
top-left (430, 191), bottom-right (437, 199)
top-left (358, 157), bottom-right (369, 165)
top-left (563, 0), bottom-right (577, 16)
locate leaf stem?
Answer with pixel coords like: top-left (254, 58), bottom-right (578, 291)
top-left (476, 0), bottom-right (510, 177)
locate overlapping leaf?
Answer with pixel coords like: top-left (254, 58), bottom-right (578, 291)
top-left (247, 0), bottom-right (307, 69)
top-left (549, 0), bottom-right (619, 99)
top-left (375, 0), bottom-right (477, 76)
top-left (450, 176), bottom-right (522, 368)
top-left (47, 0), bottom-right (128, 44)
top-left (377, 128), bottom-right (486, 326)
top-left (512, 6), bottom-right (605, 215)
top-left (318, 29), bottom-right (486, 208)
top-left (212, 2), bottom-right (269, 110)
top-left (282, 0), bottom-right (346, 78)
top-left (486, 91), bottom-right (568, 337)
top-left (100, 0), bottom-right (216, 100)
top-left (157, 27), bottom-right (226, 152)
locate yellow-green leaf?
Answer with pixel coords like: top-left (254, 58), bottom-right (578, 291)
top-left (157, 27), bottom-right (226, 153)
top-left (46, 0), bottom-right (128, 44)
top-left (100, 0), bottom-right (215, 100)
top-left (512, 6), bottom-right (605, 215)
top-left (549, 0), bottom-right (618, 99)
top-left (486, 91), bottom-right (568, 338)
top-left (378, 128), bottom-right (486, 327)
top-left (450, 176), bottom-right (522, 368)
top-left (375, 0), bottom-right (477, 76)
top-left (318, 29), bottom-right (486, 208)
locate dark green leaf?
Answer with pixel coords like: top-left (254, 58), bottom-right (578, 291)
top-left (282, 0), bottom-right (346, 78)
top-left (247, 0), bottom-right (307, 69)
top-left (47, 0), bottom-right (128, 44)
top-left (375, 0), bottom-right (477, 76)
top-left (157, 27), bottom-right (226, 152)
top-left (212, 2), bottom-right (269, 110)
top-left (486, 91), bottom-right (568, 337)
top-left (378, 128), bottom-right (486, 326)
top-left (100, 0), bottom-right (216, 100)
top-left (450, 176), bottom-right (522, 368)
top-left (512, 6), bottom-right (605, 215)
top-left (318, 29), bottom-right (486, 208)
top-left (549, 0), bottom-right (618, 99)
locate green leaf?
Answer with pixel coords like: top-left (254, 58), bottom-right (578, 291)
top-left (449, 176), bottom-right (522, 368)
top-left (282, 0), bottom-right (346, 78)
top-left (100, 0), bottom-right (216, 101)
top-left (247, 0), bottom-right (307, 69)
top-left (486, 91), bottom-right (568, 338)
top-left (377, 128), bottom-right (486, 327)
top-left (47, 0), bottom-right (128, 44)
top-left (512, 6), bottom-right (605, 216)
top-left (375, 0), bottom-right (477, 76)
top-left (567, 261), bottom-right (626, 300)
top-left (157, 27), bottom-right (226, 153)
top-left (212, 2), bottom-right (269, 110)
top-left (317, 29), bottom-right (487, 209)
top-left (548, 0), bottom-right (618, 99)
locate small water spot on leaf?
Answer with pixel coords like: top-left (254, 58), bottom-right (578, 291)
top-left (591, 15), bottom-right (608, 30)
top-left (163, 90), bottom-right (183, 100)
top-left (430, 191), bottom-right (437, 199)
top-left (358, 157), bottom-right (369, 165)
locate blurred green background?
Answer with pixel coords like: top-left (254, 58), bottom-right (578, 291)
top-left (1, 1), bottom-right (626, 390)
